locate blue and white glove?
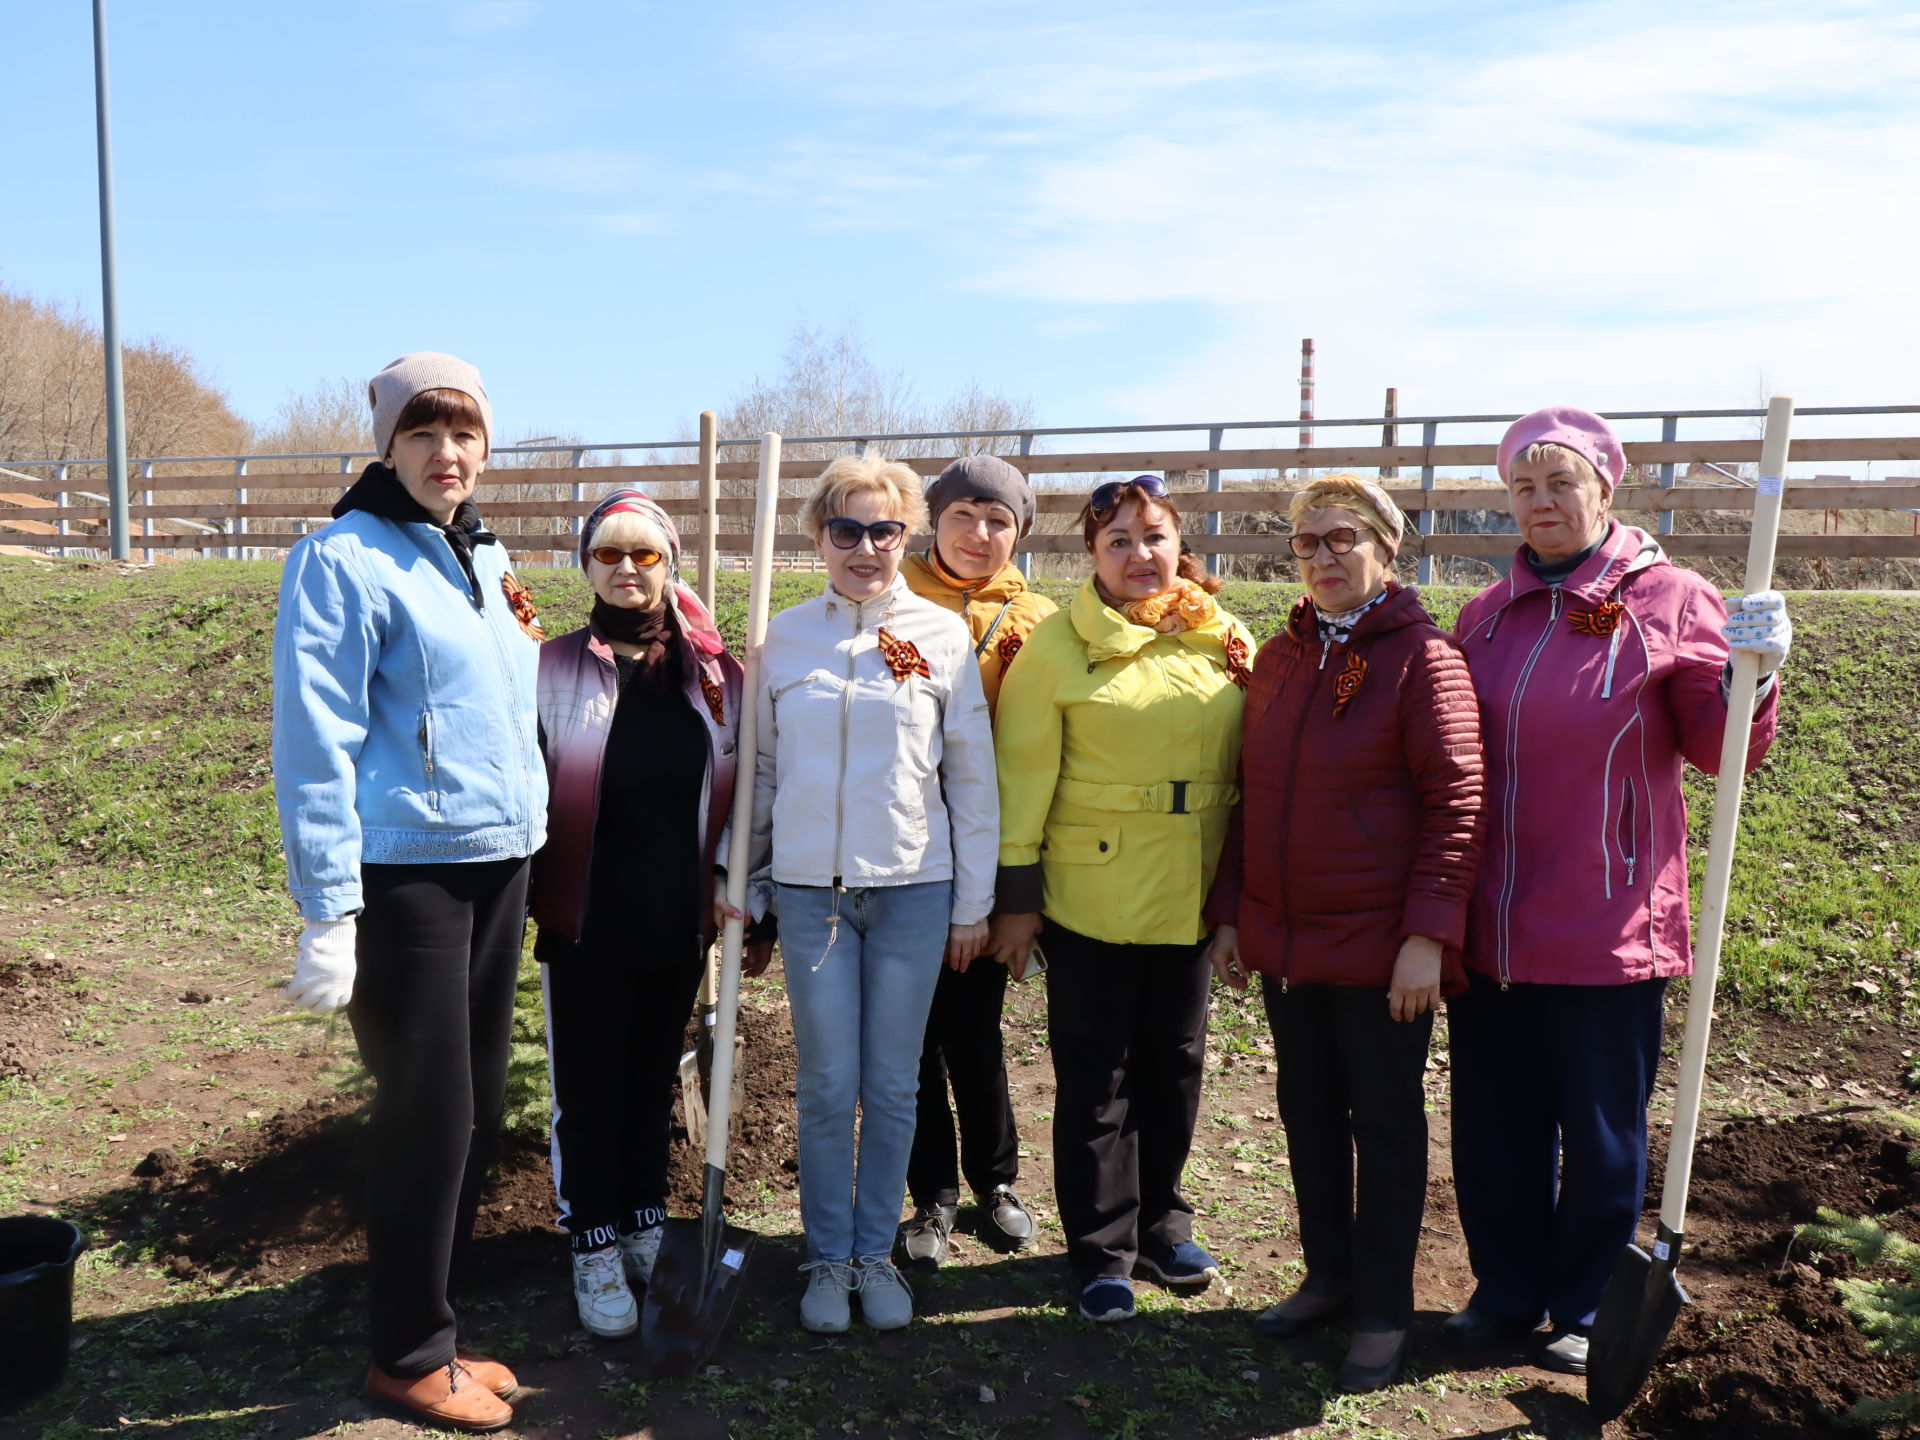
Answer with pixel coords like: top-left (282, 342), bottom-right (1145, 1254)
top-left (287, 918), bottom-right (357, 1014)
top-left (1723, 590), bottom-right (1792, 677)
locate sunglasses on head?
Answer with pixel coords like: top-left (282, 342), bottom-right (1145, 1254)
top-left (1089, 474), bottom-right (1169, 512)
top-left (1288, 527), bottom-right (1368, 559)
top-left (824, 518), bottom-right (909, 551)
top-left (589, 545), bottom-right (664, 568)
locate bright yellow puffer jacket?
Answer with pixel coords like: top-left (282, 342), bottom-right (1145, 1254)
top-left (995, 578), bottom-right (1252, 946)
top-left (901, 550), bottom-right (1058, 718)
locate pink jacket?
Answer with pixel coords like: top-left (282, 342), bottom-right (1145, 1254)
top-left (1455, 523), bottom-right (1778, 986)
top-left (530, 612), bottom-right (743, 945)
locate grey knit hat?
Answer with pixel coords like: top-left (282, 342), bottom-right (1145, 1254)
top-left (368, 352), bottom-right (493, 461)
top-left (924, 454), bottom-right (1036, 537)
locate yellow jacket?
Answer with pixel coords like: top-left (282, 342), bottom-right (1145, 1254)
top-left (995, 578), bottom-right (1251, 946)
top-left (901, 550), bottom-right (1058, 717)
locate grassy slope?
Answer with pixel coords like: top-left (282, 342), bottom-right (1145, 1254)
top-left (1, 555), bottom-right (1916, 1017)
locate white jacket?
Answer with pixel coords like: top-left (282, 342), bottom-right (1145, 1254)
top-left (749, 574), bottom-right (998, 925)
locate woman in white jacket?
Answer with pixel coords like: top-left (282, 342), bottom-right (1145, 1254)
top-left (747, 452), bottom-right (1000, 1336)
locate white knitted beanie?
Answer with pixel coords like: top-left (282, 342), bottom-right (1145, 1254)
top-left (367, 352), bottom-right (493, 461)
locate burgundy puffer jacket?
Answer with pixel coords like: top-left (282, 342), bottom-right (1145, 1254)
top-left (1205, 583), bottom-right (1485, 990)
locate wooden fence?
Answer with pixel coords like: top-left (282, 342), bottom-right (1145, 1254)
top-left (4, 438), bottom-right (1919, 562)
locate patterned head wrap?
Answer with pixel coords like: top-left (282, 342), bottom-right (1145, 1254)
top-left (578, 487), bottom-right (724, 655)
top-left (1289, 473), bottom-right (1407, 555)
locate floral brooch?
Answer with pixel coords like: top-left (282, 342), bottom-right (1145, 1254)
top-left (1224, 635), bottom-right (1252, 692)
top-left (877, 627), bottom-right (930, 681)
top-left (699, 675), bottom-right (726, 725)
top-left (1332, 652), bottom-right (1368, 718)
top-left (500, 571), bottom-right (545, 641)
top-left (997, 630), bottom-right (1024, 668)
top-left (1568, 601), bottom-right (1626, 638)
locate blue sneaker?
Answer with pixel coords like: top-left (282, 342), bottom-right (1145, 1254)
top-left (1134, 1240), bottom-right (1220, 1290)
top-left (1078, 1277), bottom-right (1136, 1322)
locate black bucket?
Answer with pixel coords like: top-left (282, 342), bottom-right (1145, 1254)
top-left (0, 1216), bottom-right (85, 1414)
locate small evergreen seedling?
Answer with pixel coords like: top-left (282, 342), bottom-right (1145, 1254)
top-left (1799, 1206), bottom-right (1920, 1428)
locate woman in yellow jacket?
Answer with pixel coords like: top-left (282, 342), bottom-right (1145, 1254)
top-left (993, 475), bottom-right (1252, 1323)
top-left (897, 456), bottom-right (1057, 1269)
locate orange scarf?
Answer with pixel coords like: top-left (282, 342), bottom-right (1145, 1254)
top-left (1122, 577), bottom-right (1216, 634)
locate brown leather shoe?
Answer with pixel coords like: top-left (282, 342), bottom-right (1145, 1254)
top-left (365, 1360), bottom-right (513, 1432)
top-left (454, 1348), bottom-right (519, 1400)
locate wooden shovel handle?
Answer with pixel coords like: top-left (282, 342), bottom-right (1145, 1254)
top-left (703, 433), bottom-right (780, 1173)
top-left (1658, 395), bottom-right (1793, 1238)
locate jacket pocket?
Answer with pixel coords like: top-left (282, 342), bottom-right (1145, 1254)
top-left (1042, 824), bottom-right (1120, 865)
top-left (418, 710), bottom-right (441, 816)
top-left (1616, 777), bottom-right (1638, 888)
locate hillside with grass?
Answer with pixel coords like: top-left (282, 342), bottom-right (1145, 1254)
top-left (2, 554), bottom-right (1914, 1017)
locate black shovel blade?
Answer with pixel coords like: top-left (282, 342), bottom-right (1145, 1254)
top-left (1587, 1232), bottom-right (1688, 1422)
top-left (640, 1210), bottom-right (757, 1378)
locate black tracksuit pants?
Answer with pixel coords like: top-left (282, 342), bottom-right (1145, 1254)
top-left (1262, 977), bottom-right (1434, 1331)
top-left (907, 956), bottom-right (1020, 1211)
top-left (349, 856), bottom-right (530, 1379)
top-left (1044, 922), bottom-right (1211, 1284)
top-left (541, 945), bottom-right (706, 1250)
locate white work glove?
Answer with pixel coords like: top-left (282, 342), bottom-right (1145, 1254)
top-left (1723, 590), bottom-right (1792, 677)
top-left (287, 918), bottom-right (357, 1015)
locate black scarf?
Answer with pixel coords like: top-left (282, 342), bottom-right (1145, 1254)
top-left (1523, 533), bottom-right (1605, 587)
top-left (333, 463), bottom-right (497, 603)
top-left (593, 597), bottom-right (678, 676)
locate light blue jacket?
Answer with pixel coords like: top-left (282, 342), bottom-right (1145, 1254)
top-left (271, 509), bottom-right (547, 921)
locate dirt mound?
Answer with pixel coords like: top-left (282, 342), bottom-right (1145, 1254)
top-left (0, 952), bottom-right (79, 1080)
top-left (119, 994), bottom-right (800, 1287)
top-left (1625, 1114), bottom-right (1918, 1437)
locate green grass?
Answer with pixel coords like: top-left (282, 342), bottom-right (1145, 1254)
top-left (0, 553), bottom-right (1914, 1024)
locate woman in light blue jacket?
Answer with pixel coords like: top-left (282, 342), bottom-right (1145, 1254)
top-left (271, 352), bottom-right (545, 1434)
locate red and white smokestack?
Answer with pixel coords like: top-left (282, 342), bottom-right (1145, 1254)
top-left (1299, 338), bottom-right (1315, 449)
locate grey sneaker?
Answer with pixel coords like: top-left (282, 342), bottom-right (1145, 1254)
top-left (618, 1224), bottom-right (663, 1287)
top-left (855, 1254), bottom-right (914, 1330)
top-left (981, 1185), bottom-right (1037, 1249)
top-left (571, 1245), bottom-right (639, 1339)
top-left (1539, 1329), bottom-right (1589, 1375)
top-left (899, 1205), bottom-right (955, 1271)
top-left (798, 1258), bottom-right (857, 1334)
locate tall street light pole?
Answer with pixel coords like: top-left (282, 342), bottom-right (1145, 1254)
top-left (93, 0), bottom-right (131, 560)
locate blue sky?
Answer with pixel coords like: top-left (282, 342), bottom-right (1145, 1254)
top-left (7, 0), bottom-right (1920, 457)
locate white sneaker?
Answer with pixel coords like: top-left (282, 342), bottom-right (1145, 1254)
top-left (572, 1245), bottom-right (639, 1339)
top-left (798, 1258), bottom-right (857, 1334)
top-left (619, 1224), bottom-right (664, 1287)
top-left (855, 1254), bottom-right (913, 1331)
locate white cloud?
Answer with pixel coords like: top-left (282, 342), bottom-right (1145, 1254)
top-left (741, 0), bottom-right (1920, 430)
top-left (454, 1), bottom-right (538, 33)
top-left (485, 147), bottom-right (651, 196)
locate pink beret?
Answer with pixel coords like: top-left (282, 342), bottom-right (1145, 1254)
top-left (1497, 407), bottom-right (1626, 495)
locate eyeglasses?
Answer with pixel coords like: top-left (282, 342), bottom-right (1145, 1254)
top-left (589, 545), bottom-right (664, 568)
top-left (1288, 528), bottom-right (1367, 559)
top-left (824, 518), bottom-right (909, 551)
top-left (1089, 474), bottom-right (1168, 512)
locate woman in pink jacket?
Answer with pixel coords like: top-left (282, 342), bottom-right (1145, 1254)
top-left (1444, 407), bottom-right (1793, 1376)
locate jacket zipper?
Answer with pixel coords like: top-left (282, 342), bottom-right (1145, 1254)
top-left (1618, 776), bottom-right (1638, 888)
top-left (1495, 585), bottom-right (1563, 988)
top-left (1278, 632), bottom-right (1335, 990)
top-left (824, 594), bottom-right (861, 952)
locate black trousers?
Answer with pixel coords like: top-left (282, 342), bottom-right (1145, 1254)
top-left (350, 856), bottom-right (530, 1379)
top-left (542, 944), bottom-right (706, 1250)
top-left (1044, 922), bottom-right (1211, 1284)
top-left (1263, 977), bottom-right (1433, 1331)
top-left (1449, 972), bottom-right (1667, 1331)
top-left (907, 956), bottom-right (1019, 1210)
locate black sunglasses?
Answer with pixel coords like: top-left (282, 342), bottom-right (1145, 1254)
top-left (1089, 474), bottom-right (1168, 512)
top-left (1288, 527), bottom-right (1368, 559)
top-left (825, 518), bottom-right (909, 551)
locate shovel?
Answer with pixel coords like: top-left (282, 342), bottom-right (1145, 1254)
top-left (1587, 395), bottom-right (1795, 1421)
top-left (678, 951), bottom-right (719, 1151)
top-left (641, 430), bottom-right (783, 1377)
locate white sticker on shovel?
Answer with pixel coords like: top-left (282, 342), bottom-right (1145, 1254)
top-left (1757, 474), bottom-right (1784, 496)
top-left (1653, 1239), bottom-right (1671, 1260)
top-left (722, 1248), bottom-right (746, 1270)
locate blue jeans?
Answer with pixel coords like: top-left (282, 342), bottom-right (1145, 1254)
top-left (778, 881), bottom-right (952, 1261)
